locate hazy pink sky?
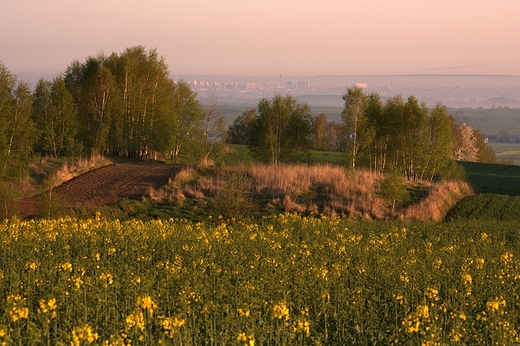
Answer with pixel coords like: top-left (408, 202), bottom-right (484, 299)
top-left (1, 0), bottom-right (519, 78)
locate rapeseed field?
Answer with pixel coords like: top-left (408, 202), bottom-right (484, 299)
top-left (0, 213), bottom-right (519, 344)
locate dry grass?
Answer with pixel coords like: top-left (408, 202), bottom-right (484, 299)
top-left (52, 154), bottom-right (113, 188)
top-left (400, 180), bottom-right (473, 221)
top-left (151, 163), bottom-right (473, 221)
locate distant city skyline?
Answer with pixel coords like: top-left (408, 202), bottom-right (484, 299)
top-left (1, 0), bottom-right (519, 81)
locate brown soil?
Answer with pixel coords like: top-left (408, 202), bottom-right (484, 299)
top-left (19, 161), bottom-right (184, 219)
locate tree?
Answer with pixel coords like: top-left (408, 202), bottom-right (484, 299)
top-left (249, 94), bottom-right (312, 166)
top-left (0, 62), bottom-right (35, 181)
top-left (155, 80), bottom-right (203, 162)
top-left (398, 96), bottom-right (429, 179)
top-left (32, 78), bottom-right (53, 154)
top-left (342, 86), bottom-right (368, 169)
top-left (453, 122), bottom-right (478, 162)
top-left (49, 76), bottom-right (79, 156)
top-left (423, 103), bottom-right (454, 179)
top-left (364, 92), bottom-right (386, 172)
top-left (65, 47), bottom-right (176, 158)
top-left (227, 109), bottom-right (256, 145)
top-left (200, 91), bottom-right (226, 164)
top-left (312, 114), bottom-right (332, 151)
top-left (0, 62), bottom-right (36, 216)
top-left (76, 56), bottom-right (117, 154)
top-left (474, 130), bottom-right (497, 163)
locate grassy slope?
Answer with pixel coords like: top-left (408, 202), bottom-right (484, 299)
top-left (459, 161), bottom-right (520, 195)
top-left (448, 162), bottom-right (520, 221)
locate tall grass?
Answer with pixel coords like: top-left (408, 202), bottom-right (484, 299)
top-left (151, 164), bottom-right (472, 221)
top-left (52, 154), bottom-right (113, 188)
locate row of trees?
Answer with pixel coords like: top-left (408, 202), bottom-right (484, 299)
top-left (228, 87), bottom-right (495, 180)
top-left (0, 47), bottom-right (228, 183)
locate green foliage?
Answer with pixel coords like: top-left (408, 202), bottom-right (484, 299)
top-left (312, 113), bottom-right (333, 151)
top-left (341, 90), bottom-right (458, 181)
top-left (222, 144), bottom-right (254, 165)
top-left (227, 108), bottom-right (256, 145)
top-left (249, 94), bottom-right (313, 166)
top-left (0, 62), bottom-right (36, 182)
top-left (342, 86), bottom-right (369, 168)
top-left (213, 170), bottom-right (256, 220)
top-left (379, 171), bottom-right (410, 210)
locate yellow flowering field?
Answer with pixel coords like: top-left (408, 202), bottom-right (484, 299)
top-left (0, 214), bottom-right (519, 344)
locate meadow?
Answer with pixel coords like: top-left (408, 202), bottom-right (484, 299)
top-left (1, 215), bottom-right (520, 345)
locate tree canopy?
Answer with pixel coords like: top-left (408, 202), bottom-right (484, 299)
top-left (248, 94), bottom-right (313, 166)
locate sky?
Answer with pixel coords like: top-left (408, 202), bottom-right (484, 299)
top-left (1, 0), bottom-right (519, 80)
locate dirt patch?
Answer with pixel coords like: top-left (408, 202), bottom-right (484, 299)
top-left (19, 161), bottom-right (185, 218)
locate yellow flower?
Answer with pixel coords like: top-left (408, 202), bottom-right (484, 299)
top-left (137, 295), bottom-right (157, 316)
top-left (237, 308), bottom-right (250, 317)
top-left (7, 295), bottom-right (29, 322)
top-left (462, 273), bottom-right (472, 284)
top-left (9, 307), bottom-right (29, 322)
top-left (273, 302), bottom-right (290, 320)
top-left (425, 287), bottom-right (439, 300)
top-left (72, 276), bottom-right (83, 289)
top-left (416, 305), bottom-right (429, 319)
top-left (26, 262), bottom-right (38, 270)
top-left (160, 316), bottom-right (185, 338)
top-left (126, 310), bottom-right (145, 331)
top-left (486, 297), bottom-right (506, 312)
top-left (71, 324), bottom-right (98, 345)
top-left (293, 320), bottom-right (311, 337)
top-left (60, 262), bottom-right (72, 271)
top-left (501, 252), bottom-right (513, 263)
top-left (99, 273), bottom-right (114, 286)
top-left (38, 298), bottom-right (58, 318)
top-left (237, 333), bottom-right (247, 342)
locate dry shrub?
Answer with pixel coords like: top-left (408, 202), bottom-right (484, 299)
top-left (197, 176), bottom-right (223, 197)
top-left (250, 164), bottom-right (387, 217)
top-left (149, 167), bottom-right (198, 202)
top-left (400, 180), bottom-right (473, 221)
top-left (283, 195), bottom-right (307, 213)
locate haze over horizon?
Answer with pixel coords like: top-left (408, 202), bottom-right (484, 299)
top-left (1, 0), bottom-right (519, 81)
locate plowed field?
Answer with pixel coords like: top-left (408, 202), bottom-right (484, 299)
top-left (19, 161), bottom-right (183, 218)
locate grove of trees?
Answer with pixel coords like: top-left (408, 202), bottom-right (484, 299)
top-left (228, 86), bottom-right (496, 180)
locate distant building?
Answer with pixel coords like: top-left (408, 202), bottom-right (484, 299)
top-left (297, 81), bottom-right (310, 89)
top-left (355, 83), bottom-right (368, 89)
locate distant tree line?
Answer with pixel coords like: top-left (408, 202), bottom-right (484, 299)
top-left (228, 86), bottom-right (496, 180)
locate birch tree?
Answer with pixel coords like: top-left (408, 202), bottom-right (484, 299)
top-left (342, 86), bottom-right (368, 169)
top-left (249, 94), bottom-right (312, 166)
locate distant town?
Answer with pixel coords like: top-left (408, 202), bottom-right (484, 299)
top-left (177, 74), bottom-right (520, 109)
